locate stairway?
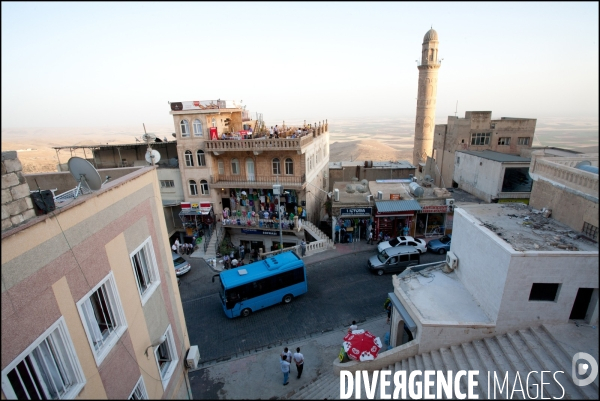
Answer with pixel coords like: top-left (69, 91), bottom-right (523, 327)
top-left (285, 325), bottom-right (599, 400)
top-left (302, 220), bottom-right (335, 248)
top-left (190, 222), bottom-right (222, 263)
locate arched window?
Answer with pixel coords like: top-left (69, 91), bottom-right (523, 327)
top-left (231, 159), bottom-right (240, 175)
top-left (193, 119), bottom-right (203, 136)
top-left (180, 120), bottom-right (189, 137)
top-left (211, 118), bottom-right (216, 128)
top-left (196, 150), bottom-right (205, 166)
top-left (272, 158), bottom-right (281, 175)
top-left (218, 160), bottom-right (224, 175)
top-left (200, 180), bottom-right (209, 195)
top-left (285, 158), bottom-right (293, 175)
top-left (185, 150), bottom-right (193, 167)
top-left (189, 180), bottom-right (197, 196)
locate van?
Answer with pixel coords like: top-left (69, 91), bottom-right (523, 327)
top-left (173, 252), bottom-right (191, 276)
top-left (367, 246), bottom-right (420, 276)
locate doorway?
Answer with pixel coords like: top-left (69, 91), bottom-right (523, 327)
top-left (570, 288), bottom-right (596, 321)
top-left (246, 158), bottom-right (255, 182)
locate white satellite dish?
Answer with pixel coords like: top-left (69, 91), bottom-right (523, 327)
top-left (145, 149), bottom-right (161, 165)
top-left (67, 157), bottom-right (102, 198)
top-left (142, 133), bottom-right (157, 143)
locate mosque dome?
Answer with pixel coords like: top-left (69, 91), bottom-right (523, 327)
top-left (423, 28), bottom-right (438, 42)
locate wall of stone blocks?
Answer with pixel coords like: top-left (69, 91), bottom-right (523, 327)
top-left (2, 151), bottom-right (35, 232)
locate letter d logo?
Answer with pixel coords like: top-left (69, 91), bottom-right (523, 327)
top-left (572, 352), bottom-right (598, 387)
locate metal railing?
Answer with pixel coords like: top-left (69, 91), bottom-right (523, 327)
top-left (214, 224), bottom-right (225, 256)
top-left (203, 224), bottom-right (214, 253)
top-left (210, 174), bottom-right (305, 187)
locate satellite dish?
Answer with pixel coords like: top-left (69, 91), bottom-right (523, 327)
top-left (142, 133), bottom-right (157, 143)
top-left (145, 149), bottom-right (161, 164)
top-left (68, 157), bottom-right (102, 198)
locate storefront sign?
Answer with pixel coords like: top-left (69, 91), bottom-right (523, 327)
top-left (390, 194), bottom-right (401, 200)
top-left (241, 229), bottom-right (279, 236)
top-left (420, 205), bottom-right (449, 213)
top-left (340, 207), bottom-right (372, 216)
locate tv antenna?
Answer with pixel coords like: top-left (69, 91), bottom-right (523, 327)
top-left (455, 101), bottom-right (458, 117)
top-left (142, 123), bottom-right (160, 166)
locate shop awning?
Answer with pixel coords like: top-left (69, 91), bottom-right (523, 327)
top-left (375, 200), bottom-right (422, 213)
top-left (388, 292), bottom-right (417, 334)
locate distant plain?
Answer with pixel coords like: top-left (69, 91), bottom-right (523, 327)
top-left (1, 116), bottom-right (597, 173)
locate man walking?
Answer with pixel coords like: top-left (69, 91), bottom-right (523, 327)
top-left (300, 240), bottom-right (306, 257)
top-left (367, 229), bottom-right (373, 245)
top-left (280, 354), bottom-right (290, 386)
top-left (293, 347), bottom-right (304, 379)
top-left (239, 244), bottom-right (245, 261)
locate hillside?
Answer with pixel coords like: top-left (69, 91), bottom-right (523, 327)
top-left (328, 139), bottom-right (412, 163)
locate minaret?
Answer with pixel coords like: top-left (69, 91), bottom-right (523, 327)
top-left (413, 28), bottom-right (440, 167)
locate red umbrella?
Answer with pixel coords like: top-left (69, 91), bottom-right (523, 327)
top-left (343, 330), bottom-right (382, 361)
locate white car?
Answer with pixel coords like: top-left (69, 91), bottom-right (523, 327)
top-left (377, 236), bottom-right (427, 254)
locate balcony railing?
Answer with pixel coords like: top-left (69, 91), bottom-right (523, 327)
top-left (210, 174), bottom-right (305, 188)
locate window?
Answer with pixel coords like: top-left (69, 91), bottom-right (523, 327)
top-left (193, 119), bottom-right (203, 137)
top-left (185, 150), bottom-right (193, 167)
top-left (470, 132), bottom-right (491, 145)
top-left (582, 222), bottom-right (598, 241)
top-left (129, 376), bottom-right (148, 400)
top-left (518, 137), bottom-right (530, 145)
top-left (457, 156), bottom-right (460, 165)
top-left (231, 159), bottom-right (240, 175)
top-left (77, 272), bottom-right (127, 366)
top-left (272, 158), bottom-right (281, 175)
top-left (211, 118), bottom-right (216, 128)
top-left (160, 180), bottom-right (174, 188)
top-left (200, 180), bottom-right (209, 195)
top-left (218, 160), bottom-right (224, 175)
top-left (154, 326), bottom-right (178, 389)
top-left (180, 120), bottom-right (189, 137)
top-left (189, 180), bottom-right (197, 196)
top-left (498, 137), bottom-right (511, 145)
top-left (1, 317), bottom-right (86, 400)
top-left (130, 237), bottom-right (160, 305)
top-left (529, 283), bottom-right (561, 301)
top-left (196, 150), bottom-right (206, 166)
top-left (285, 158), bottom-right (294, 175)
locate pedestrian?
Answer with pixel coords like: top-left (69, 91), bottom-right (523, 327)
top-left (301, 208), bottom-right (306, 221)
top-left (223, 254), bottom-right (230, 269)
top-left (280, 354), bottom-right (290, 386)
top-left (231, 258), bottom-right (238, 268)
top-left (367, 230), bottom-right (373, 245)
top-left (172, 242), bottom-right (177, 253)
top-left (281, 347), bottom-right (293, 363)
top-left (174, 238), bottom-right (181, 254)
top-left (377, 231), bottom-right (384, 244)
top-left (386, 302), bottom-right (392, 324)
top-left (300, 239), bottom-right (306, 257)
top-left (293, 347), bottom-right (304, 379)
top-left (188, 243), bottom-right (194, 255)
top-left (348, 320), bottom-right (358, 333)
top-left (239, 244), bottom-right (245, 261)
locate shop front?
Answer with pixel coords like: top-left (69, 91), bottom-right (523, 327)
top-left (334, 207), bottom-right (373, 243)
top-left (178, 202), bottom-right (215, 246)
top-left (221, 188), bottom-right (304, 222)
top-left (228, 228), bottom-right (301, 254)
top-left (415, 204), bottom-right (452, 237)
top-left (374, 200), bottom-right (422, 239)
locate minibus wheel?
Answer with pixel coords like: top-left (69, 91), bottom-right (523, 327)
top-left (283, 294), bottom-right (293, 304)
top-left (241, 308), bottom-right (251, 317)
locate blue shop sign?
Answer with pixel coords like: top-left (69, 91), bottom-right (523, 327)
top-left (340, 207), bottom-right (372, 216)
top-left (241, 229), bottom-right (279, 236)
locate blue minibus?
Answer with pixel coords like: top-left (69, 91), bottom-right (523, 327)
top-left (215, 251), bottom-right (307, 318)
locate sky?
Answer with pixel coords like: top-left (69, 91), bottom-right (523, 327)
top-left (1, 2), bottom-right (598, 129)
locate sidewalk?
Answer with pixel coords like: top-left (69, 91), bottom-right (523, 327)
top-left (190, 313), bottom-right (389, 399)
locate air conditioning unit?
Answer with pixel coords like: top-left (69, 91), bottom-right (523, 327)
top-left (377, 191), bottom-right (383, 200)
top-left (446, 251), bottom-right (458, 271)
top-left (186, 345), bottom-right (200, 369)
top-left (333, 188), bottom-right (340, 202)
top-left (446, 198), bottom-right (455, 206)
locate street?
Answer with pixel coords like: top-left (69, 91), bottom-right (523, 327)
top-left (178, 249), bottom-right (445, 364)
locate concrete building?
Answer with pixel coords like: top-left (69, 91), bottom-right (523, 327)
top-left (528, 149), bottom-right (598, 241)
top-left (1, 153), bottom-right (192, 399)
top-left (453, 150), bottom-right (533, 203)
top-left (413, 28), bottom-right (441, 168)
top-left (169, 100), bottom-right (332, 255)
top-left (328, 160), bottom-right (416, 193)
top-left (428, 111), bottom-right (537, 188)
top-left (333, 203), bottom-right (598, 399)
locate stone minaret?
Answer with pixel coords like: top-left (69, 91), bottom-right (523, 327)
top-left (413, 28), bottom-right (440, 167)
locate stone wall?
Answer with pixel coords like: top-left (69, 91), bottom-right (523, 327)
top-left (1, 151), bottom-right (35, 231)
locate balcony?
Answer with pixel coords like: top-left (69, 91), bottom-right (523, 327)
top-left (210, 174), bottom-right (306, 189)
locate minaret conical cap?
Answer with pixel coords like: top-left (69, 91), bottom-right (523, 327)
top-left (423, 28), bottom-right (438, 42)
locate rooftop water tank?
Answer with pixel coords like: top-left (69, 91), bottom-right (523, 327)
top-left (575, 161), bottom-right (599, 174)
top-left (409, 182), bottom-right (424, 197)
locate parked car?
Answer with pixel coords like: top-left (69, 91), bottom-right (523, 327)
top-left (377, 236), bottom-right (427, 254)
top-left (172, 252), bottom-right (191, 276)
top-left (367, 246), bottom-right (421, 276)
top-left (426, 234), bottom-right (452, 254)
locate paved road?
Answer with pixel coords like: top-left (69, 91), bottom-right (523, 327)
top-left (178, 249), bottom-right (445, 364)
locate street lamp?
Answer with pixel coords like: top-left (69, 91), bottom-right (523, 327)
top-left (273, 182), bottom-right (283, 251)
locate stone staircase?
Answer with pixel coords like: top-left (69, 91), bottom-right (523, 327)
top-left (285, 325), bottom-right (599, 399)
top-left (302, 220), bottom-right (335, 249)
top-left (190, 222), bottom-right (222, 262)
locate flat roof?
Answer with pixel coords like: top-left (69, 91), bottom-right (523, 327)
top-left (328, 160), bottom-right (414, 169)
top-left (398, 267), bottom-right (493, 324)
top-left (456, 150), bottom-right (530, 163)
top-left (460, 203), bottom-right (598, 252)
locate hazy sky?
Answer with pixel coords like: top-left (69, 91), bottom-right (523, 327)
top-left (2, 2), bottom-right (598, 129)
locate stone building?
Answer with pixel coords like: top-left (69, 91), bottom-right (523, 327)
top-left (413, 28), bottom-right (441, 168)
top-left (1, 154), bottom-right (192, 399)
top-left (1, 151), bottom-right (36, 231)
top-left (427, 111), bottom-right (537, 189)
top-left (327, 160), bottom-right (415, 193)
